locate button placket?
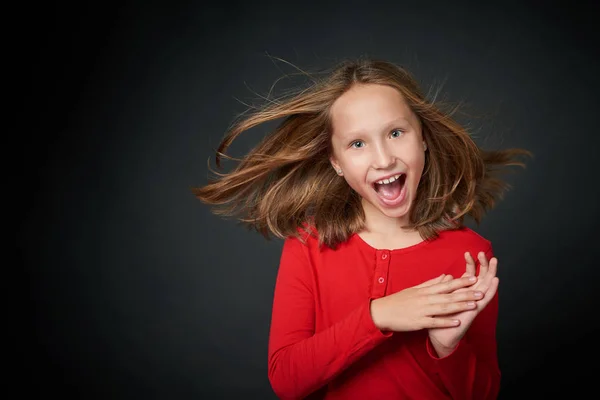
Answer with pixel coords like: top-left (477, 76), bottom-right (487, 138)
top-left (372, 250), bottom-right (391, 298)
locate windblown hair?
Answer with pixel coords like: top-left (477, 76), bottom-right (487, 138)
top-left (192, 57), bottom-right (531, 249)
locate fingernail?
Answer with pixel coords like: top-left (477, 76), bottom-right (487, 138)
top-left (474, 291), bottom-right (483, 298)
top-left (467, 301), bottom-right (475, 306)
top-left (469, 276), bottom-right (476, 282)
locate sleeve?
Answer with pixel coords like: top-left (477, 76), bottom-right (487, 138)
top-left (425, 244), bottom-right (501, 400)
top-left (267, 237), bottom-right (392, 399)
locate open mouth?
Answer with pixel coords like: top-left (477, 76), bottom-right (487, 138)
top-left (373, 173), bottom-right (406, 203)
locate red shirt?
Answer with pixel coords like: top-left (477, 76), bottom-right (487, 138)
top-left (268, 226), bottom-right (500, 399)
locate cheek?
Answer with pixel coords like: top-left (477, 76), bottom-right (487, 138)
top-left (341, 166), bottom-right (371, 193)
top-left (416, 153), bottom-right (426, 171)
top-left (347, 158), bottom-right (369, 171)
top-left (414, 157), bottom-right (426, 179)
top-left (406, 144), bottom-right (425, 168)
top-left (338, 153), bottom-right (368, 173)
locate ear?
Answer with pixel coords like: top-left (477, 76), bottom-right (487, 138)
top-left (329, 156), bottom-right (340, 171)
top-left (330, 156), bottom-right (343, 176)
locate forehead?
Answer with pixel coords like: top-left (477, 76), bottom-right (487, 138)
top-left (330, 84), bottom-right (418, 136)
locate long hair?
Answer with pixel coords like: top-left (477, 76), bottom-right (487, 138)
top-left (192, 57), bottom-right (531, 249)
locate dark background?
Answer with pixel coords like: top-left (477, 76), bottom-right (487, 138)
top-left (19, 0), bottom-right (599, 398)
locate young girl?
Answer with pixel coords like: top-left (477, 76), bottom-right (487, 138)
top-left (193, 58), bottom-right (529, 399)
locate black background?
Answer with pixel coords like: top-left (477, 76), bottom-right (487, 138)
top-left (19, 0), bottom-right (599, 398)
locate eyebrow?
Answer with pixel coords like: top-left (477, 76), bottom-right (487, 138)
top-left (342, 117), bottom-right (413, 138)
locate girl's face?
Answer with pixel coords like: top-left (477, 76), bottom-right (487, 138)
top-left (329, 84), bottom-right (426, 226)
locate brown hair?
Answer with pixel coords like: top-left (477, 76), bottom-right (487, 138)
top-left (192, 57), bottom-right (531, 249)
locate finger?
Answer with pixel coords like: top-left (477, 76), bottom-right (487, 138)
top-left (427, 290), bottom-right (483, 304)
top-left (414, 274), bottom-right (447, 289)
top-left (442, 274), bottom-right (453, 282)
top-left (477, 257), bottom-right (498, 293)
top-left (423, 276), bottom-right (477, 294)
top-left (476, 277), bottom-right (499, 309)
top-left (424, 317), bottom-right (461, 329)
top-left (478, 251), bottom-right (489, 277)
top-left (426, 299), bottom-right (477, 315)
top-left (488, 257), bottom-right (498, 279)
top-left (464, 252), bottom-right (476, 276)
top-left (450, 290), bottom-right (484, 302)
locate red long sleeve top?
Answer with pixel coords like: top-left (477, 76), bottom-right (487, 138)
top-left (267, 226), bottom-right (500, 399)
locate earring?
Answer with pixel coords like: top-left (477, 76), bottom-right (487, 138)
top-left (423, 141), bottom-right (427, 151)
top-left (336, 169), bottom-right (343, 175)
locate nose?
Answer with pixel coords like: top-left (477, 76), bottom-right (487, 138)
top-left (372, 142), bottom-right (395, 170)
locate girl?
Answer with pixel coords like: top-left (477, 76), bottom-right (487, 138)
top-left (193, 58), bottom-right (530, 399)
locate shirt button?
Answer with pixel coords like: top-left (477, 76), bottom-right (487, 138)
top-left (378, 277), bottom-right (385, 284)
top-left (382, 254), bottom-right (387, 259)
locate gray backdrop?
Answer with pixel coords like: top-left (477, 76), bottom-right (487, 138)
top-left (20, 0), bottom-right (599, 398)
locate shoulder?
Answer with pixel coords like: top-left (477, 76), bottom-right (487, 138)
top-left (282, 223), bottom-right (320, 254)
top-left (284, 222), bottom-right (348, 258)
top-left (278, 224), bottom-right (326, 282)
top-left (436, 227), bottom-right (492, 252)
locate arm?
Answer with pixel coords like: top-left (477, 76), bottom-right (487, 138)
top-left (267, 237), bottom-right (392, 399)
top-left (426, 246), bottom-right (501, 399)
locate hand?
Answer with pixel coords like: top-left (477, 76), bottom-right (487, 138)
top-left (428, 252), bottom-right (499, 357)
top-left (370, 274), bottom-right (482, 332)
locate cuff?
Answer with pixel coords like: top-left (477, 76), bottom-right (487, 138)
top-left (426, 336), bottom-right (466, 360)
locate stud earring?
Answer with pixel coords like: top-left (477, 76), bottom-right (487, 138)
top-left (336, 169), bottom-right (343, 175)
top-left (423, 141), bottom-right (427, 151)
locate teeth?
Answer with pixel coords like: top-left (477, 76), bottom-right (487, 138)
top-left (376, 174), bottom-right (402, 185)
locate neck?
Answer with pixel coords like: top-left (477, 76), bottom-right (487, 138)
top-left (361, 198), bottom-right (416, 236)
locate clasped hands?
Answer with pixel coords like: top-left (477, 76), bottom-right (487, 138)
top-left (369, 251), bottom-right (499, 357)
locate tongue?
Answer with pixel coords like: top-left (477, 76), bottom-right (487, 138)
top-left (376, 180), bottom-right (402, 200)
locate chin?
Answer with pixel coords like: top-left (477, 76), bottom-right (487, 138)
top-left (378, 202), bottom-right (412, 219)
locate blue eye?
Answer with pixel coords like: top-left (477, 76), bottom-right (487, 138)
top-left (391, 129), bottom-right (403, 138)
top-left (351, 141), bottom-right (364, 149)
